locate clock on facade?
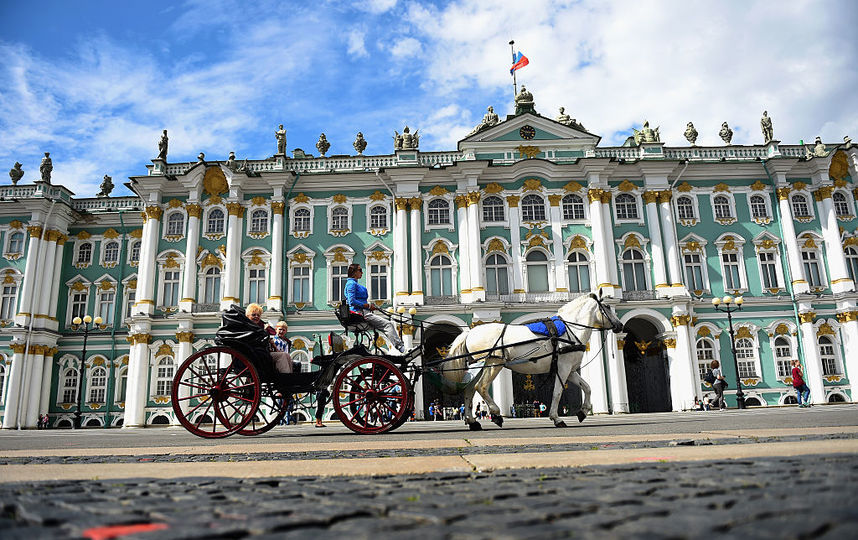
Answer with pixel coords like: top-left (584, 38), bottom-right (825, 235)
top-left (519, 125), bottom-right (536, 140)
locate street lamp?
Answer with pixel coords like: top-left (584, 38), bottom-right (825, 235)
top-left (72, 314), bottom-right (103, 428)
top-left (711, 295), bottom-right (746, 409)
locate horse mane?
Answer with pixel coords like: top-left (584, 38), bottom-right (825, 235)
top-left (557, 294), bottom-right (596, 325)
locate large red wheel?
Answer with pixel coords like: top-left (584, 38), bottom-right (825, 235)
top-left (171, 347), bottom-right (261, 439)
top-left (333, 357), bottom-right (409, 434)
top-left (237, 384), bottom-right (287, 436)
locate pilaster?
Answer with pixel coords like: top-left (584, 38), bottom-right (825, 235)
top-left (607, 333), bottom-right (629, 413)
top-left (836, 307), bottom-right (858, 390)
top-left (581, 333), bottom-right (608, 414)
top-left (506, 195), bottom-right (525, 298)
top-left (180, 203), bottom-right (201, 312)
top-left (657, 190), bottom-right (686, 295)
top-left (1, 344), bottom-right (26, 428)
top-left (587, 189), bottom-right (615, 297)
top-left (466, 192), bottom-right (485, 302)
top-left (123, 327), bottom-right (152, 428)
top-left (269, 200), bottom-right (285, 311)
top-left (643, 191), bottom-right (669, 295)
top-left (135, 204), bottom-right (163, 316)
top-left (770, 163), bottom-right (809, 294)
top-left (669, 310), bottom-right (697, 410)
top-left (454, 195), bottom-right (472, 303)
top-left (408, 197), bottom-right (424, 305)
top-left (811, 175), bottom-right (853, 293)
top-left (797, 308), bottom-right (825, 404)
top-left (393, 198), bottom-right (409, 303)
top-left (221, 201), bottom-right (244, 310)
top-left (548, 195), bottom-right (568, 293)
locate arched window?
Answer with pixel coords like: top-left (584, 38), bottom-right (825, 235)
top-left (89, 366), bottom-right (107, 403)
top-left (846, 246), bottom-right (858, 282)
top-left (427, 199), bottom-right (450, 225)
top-left (833, 192), bottom-right (850, 217)
top-left (250, 209), bottom-right (269, 233)
top-left (61, 368), bottom-right (78, 403)
top-left (7, 232), bottom-right (24, 254)
top-left (1, 280), bottom-right (18, 320)
top-left (117, 368), bottom-right (128, 403)
top-left (818, 336), bottom-right (840, 375)
top-left (203, 267), bottom-right (221, 304)
top-left (615, 194), bottom-right (638, 220)
top-left (207, 209), bottom-right (225, 234)
top-left (622, 249), bottom-right (647, 291)
top-left (713, 195), bottom-right (732, 219)
top-left (562, 194), bottom-right (585, 220)
top-left (130, 241), bottom-right (141, 263)
top-left (696, 338), bottom-right (715, 379)
top-left (485, 253), bottom-right (510, 296)
top-left (293, 208), bottom-right (311, 232)
top-left (155, 358), bottom-right (174, 396)
top-left (676, 196), bottom-right (695, 220)
top-left (525, 251), bottom-right (549, 293)
top-left (482, 196), bottom-right (505, 222)
top-left (103, 241), bottom-right (119, 264)
top-left (166, 212), bottom-right (184, 236)
top-left (735, 337), bottom-right (757, 378)
top-left (330, 262), bottom-right (348, 304)
top-left (429, 254), bottom-right (454, 296)
top-left (370, 205), bottom-right (388, 229)
top-left (792, 194), bottom-right (810, 217)
top-left (331, 207), bottom-right (348, 230)
top-left (750, 195), bottom-right (769, 219)
top-left (521, 195), bottom-right (546, 222)
top-left (774, 336), bottom-right (793, 378)
top-left (566, 252), bottom-right (590, 293)
top-left (77, 242), bottom-right (93, 264)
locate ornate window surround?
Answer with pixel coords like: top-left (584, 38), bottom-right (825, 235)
top-left (765, 320), bottom-right (798, 381)
top-left (674, 193), bottom-right (700, 226)
top-left (289, 199), bottom-right (314, 238)
top-left (328, 204), bottom-right (351, 237)
top-left (814, 319), bottom-right (844, 378)
top-left (242, 248), bottom-right (271, 305)
top-left (714, 233), bottom-right (748, 294)
top-left (753, 233), bottom-right (785, 294)
top-left (798, 232), bottom-right (828, 292)
top-left (121, 274), bottom-right (137, 323)
top-left (679, 234), bottom-right (710, 295)
top-left (324, 245), bottom-right (355, 306)
top-left (162, 208), bottom-right (187, 242)
top-left (155, 250), bottom-right (185, 311)
top-left (832, 188), bottom-right (855, 221)
top-left (746, 191), bottom-right (773, 225)
top-left (709, 191), bottom-right (737, 225)
top-left (2, 222), bottom-right (26, 260)
top-left (0, 268), bottom-right (23, 323)
top-left (732, 323), bottom-right (762, 383)
top-left (790, 186), bottom-right (815, 222)
top-left (366, 200), bottom-right (391, 236)
top-left (364, 243), bottom-right (393, 304)
top-left (425, 195), bottom-right (454, 231)
top-left (203, 204), bottom-right (227, 240)
top-left (65, 276), bottom-right (92, 326)
top-left (247, 207), bottom-right (271, 239)
top-left (560, 192), bottom-right (589, 224)
top-left (616, 233), bottom-right (651, 292)
top-left (612, 182), bottom-right (644, 225)
top-left (92, 275), bottom-right (118, 325)
top-left (480, 194), bottom-right (508, 227)
top-left (423, 239), bottom-right (458, 296)
top-left (287, 244), bottom-right (315, 308)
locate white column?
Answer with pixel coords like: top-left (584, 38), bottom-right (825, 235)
top-left (658, 191), bottom-right (686, 293)
top-left (409, 198), bottom-right (424, 304)
top-left (507, 196), bottom-right (525, 297)
top-left (48, 237), bottom-right (66, 324)
top-left (25, 347), bottom-right (46, 428)
top-left (393, 198), bottom-right (409, 303)
top-left (491, 369), bottom-right (514, 417)
top-left (123, 330), bottom-right (151, 428)
top-left (838, 309), bottom-right (858, 392)
top-left (1, 346), bottom-right (26, 428)
top-left (467, 192), bottom-right (485, 301)
top-left (221, 202), bottom-right (244, 310)
top-left (38, 353), bottom-right (52, 419)
top-left (608, 333), bottom-right (630, 413)
top-left (816, 188), bottom-right (854, 293)
top-left (669, 312), bottom-right (698, 411)
top-left (36, 233), bottom-right (58, 323)
top-left (601, 194), bottom-right (621, 292)
top-left (643, 192), bottom-right (669, 294)
top-left (777, 187), bottom-right (809, 294)
top-left (582, 334), bottom-right (608, 414)
top-left (135, 206), bottom-right (162, 316)
top-left (548, 195), bottom-right (568, 292)
top-left (180, 204), bottom-right (201, 312)
top-left (403, 324), bottom-right (424, 419)
top-left (15, 227), bottom-right (41, 326)
top-left (174, 331), bottom-right (194, 424)
top-left (588, 190), bottom-right (612, 292)
top-left (455, 195), bottom-right (472, 303)
top-left (799, 311), bottom-right (826, 405)
top-left (269, 201), bottom-right (285, 311)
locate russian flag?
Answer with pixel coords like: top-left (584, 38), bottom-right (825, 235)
top-left (510, 51), bottom-right (529, 74)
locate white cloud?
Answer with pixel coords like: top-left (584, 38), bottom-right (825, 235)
top-left (390, 37), bottom-right (422, 58)
top-left (347, 30), bottom-right (368, 58)
top-left (363, 0), bottom-right (398, 14)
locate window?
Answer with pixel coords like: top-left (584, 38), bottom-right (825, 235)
top-left (846, 247), bottom-right (858, 282)
top-left (427, 199), bottom-right (450, 225)
top-left (722, 252), bottom-right (742, 290)
top-left (155, 358), bottom-right (174, 396)
top-left (103, 241), bottom-right (119, 264)
top-left (713, 195), bottom-right (732, 219)
top-left (684, 253), bottom-right (705, 291)
top-left (248, 268), bottom-right (266, 304)
top-left (676, 196), bottom-right (695, 220)
top-left (759, 251), bottom-right (779, 289)
top-left (331, 264), bottom-right (348, 304)
top-left (774, 337), bottom-right (792, 378)
top-left (696, 338), bottom-right (715, 379)
top-left (117, 368), bottom-right (128, 403)
top-left (792, 194), bottom-right (810, 218)
top-left (0, 364), bottom-right (5, 402)
top-left (0, 282), bottom-right (17, 320)
top-left (293, 208), bottom-right (311, 232)
top-left (525, 251), bottom-right (549, 292)
top-left (566, 252), bottom-right (590, 293)
top-left (161, 270), bottom-right (180, 307)
top-left (89, 366), bottom-right (107, 403)
top-left (331, 207), bottom-right (348, 231)
top-left (70, 290), bottom-right (88, 320)
top-left (818, 336), bottom-right (840, 375)
top-left (368, 263), bottom-right (388, 301)
top-left (615, 194), bottom-right (638, 220)
top-left (7, 232), bottom-right (24, 254)
top-left (291, 265), bottom-right (310, 303)
top-left (734, 337), bottom-right (757, 378)
top-left (250, 210), bottom-right (269, 233)
top-left (370, 206), bottom-right (388, 229)
top-left (486, 253), bottom-right (510, 295)
top-left (622, 249), bottom-right (647, 291)
top-left (203, 267), bottom-right (221, 304)
top-left (130, 241), bottom-right (141, 263)
top-left (166, 212), bottom-right (184, 236)
top-left (562, 194), bottom-right (585, 220)
top-left (77, 242), bottom-right (93, 264)
top-left (801, 249), bottom-right (823, 288)
top-left (97, 290), bottom-right (115, 325)
top-left (429, 254), bottom-right (454, 296)
top-left (750, 195), bottom-right (769, 219)
top-left (61, 368), bottom-right (78, 403)
top-left (482, 196), bottom-right (505, 222)
top-left (521, 194), bottom-right (546, 222)
top-left (207, 209), bottom-right (225, 234)
top-left (833, 192), bottom-right (850, 217)
top-left (125, 289), bottom-right (136, 319)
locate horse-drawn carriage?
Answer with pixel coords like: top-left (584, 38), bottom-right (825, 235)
top-left (171, 293), bottom-right (622, 438)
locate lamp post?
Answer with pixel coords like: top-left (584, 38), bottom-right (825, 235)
top-left (72, 314), bottom-right (103, 429)
top-left (711, 295), bottom-right (746, 409)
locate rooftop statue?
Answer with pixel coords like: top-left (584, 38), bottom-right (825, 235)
top-left (684, 122), bottom-right (698, 145)
top-left (845, 135), bottom-right (853, 150)
top-left (761, 111), bottom-right (774, 143)
top-left (633, 121), bottom-right (660, 144)
top-left (812, 136), bottom-right (829, 157)
top-left (555, 106), bottom-right (578, 127)
top-left (394, 126), bottom-right (419, 150)
top-left (719, 122), bottom-right (733, 145)
top-left (226, 151), bottom-right (237, 171)
top-left (468, 106), bottom-right (500, 136)
top-left (514, 85), bottom-right (535, 115)
top-left (275, 124), bottom-right (287, 154)
top-left (97, 175), bottom-right (114, 198)
top-left (353, 132), bottom-right (367, 155)
top-left (316, 133), bottom-right (331, 157)
top-left (9, 162), bottom-right (23, 185)
top-left (157, 129), bottom-right (168, 160)
top-left (39, 152), bottom-right (52, 184)
top-left (197, 152), bottom-right (205, 162)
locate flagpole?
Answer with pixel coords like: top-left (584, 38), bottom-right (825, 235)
top-left (509, 40), bottom-right (517, 98)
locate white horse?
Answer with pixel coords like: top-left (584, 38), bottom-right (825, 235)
top-left (440, 292), bottom-right (623, 429)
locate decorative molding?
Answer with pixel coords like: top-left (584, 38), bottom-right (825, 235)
top-left (409, 197), bottom-right (423, 210)
top-left (127, 333), bottom-right (152, 345)
top-left (735, 327), bottom-right (754, 340)
top-left (369, 190), bottom-right (386, 201)
top-left (835, 311), bottom-right (858, 323)
top-left (395, 197), bottom-right (410, 211)
top-left (548, 194), bottom-right (562, 207)
top-left (617, 180), bottom-right (637, 192)
top-left (676, 182), bottom-right (693, 192)
top-left (428, 186), bottom-right (449, 196)
top-left (155, 343), bottom-right (174, 357)
top-left (522, 178), bottom-right (542, 191)
top-left (332, 194), bottom-right (347, 204)
top-left (671, 314), bottom-right (691, 327)
top-left (798, 312), bottom-right (816, 324)
top-left (293, 193), bottom-right (310, 204)
top-left (713, 183), bottom-right (731, 193)
top-left (484, 182), bottom-right (504, 194)
top-left (642, 191), bottom-right (658, 204)
top-left (563, 181), bottom-right (583, 193)
top-left (623, 234), bottom-right (641, 249)
top-left (750, 180), bottom-right (767, 191)
top-left (251, 196), bottom-right (267, 206)
top-left (226, 202), bottom-right (245, 217)
top-left (271, 201), bottom-right (285, 215)
top-left (816, 323), bottom-right (836, 336)
top-left (506, 195), bottom-right (520, 207)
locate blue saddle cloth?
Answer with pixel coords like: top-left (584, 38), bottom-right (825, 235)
top-left (525, 316), bottom-right (568, 337)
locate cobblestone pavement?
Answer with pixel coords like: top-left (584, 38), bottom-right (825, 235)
top-left (1, 454), bottom-right (856, 539)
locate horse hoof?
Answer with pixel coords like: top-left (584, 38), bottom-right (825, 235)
top-left (468, 422), bottom-right (483, 431)
top-left (554, 420), bottom-right (567, 428)
top-left (577, 411), bottom-right (587, 423)
top-left (491, 414), bottom-right (503, 427)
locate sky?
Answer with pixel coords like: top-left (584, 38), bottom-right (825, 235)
top-left (1, 0), bottom-right (856, 198)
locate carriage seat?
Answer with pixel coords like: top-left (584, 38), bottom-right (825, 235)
top-left (335, 301), bottom-right (373, 335)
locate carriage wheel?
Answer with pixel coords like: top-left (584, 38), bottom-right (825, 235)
top-left (237, 384), bottom-right (287, 436)
top-left (333, 357), bottom-right (409, 434)
top-left (171, 347), bottom-right (261, 439)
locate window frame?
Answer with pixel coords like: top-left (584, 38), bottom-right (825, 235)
top-left (482, 195), bottom-right (507, 224)
top-left (367, 203), bottom-right (390, 234)
top-left (485, 252), bottom-right (511, 296)
top-left (329, 206), bottom-right (350, 235)
top-left (290, 205), bottom-right (314, 237)
top-left (565, 250), bottom-right (591, 293)
top-left (675, 195), bottom-right (697, 222)
top-left (747, 193), bottom-right (772, 224)
top-left (75, 241), bottom-right (94, 267)
top-left (561, 193), bottom-right (587, 222)
top-left (0, 270), bottom-right (22, 321)
top-left (521, 194), bottom-right (547, 223)
top-left (248, 208), bottom-right (270, 237)
top-left (799, 235), bottom-right (827, 291)
top-left (832, 190), bottom-right (854, 219)
top-left (613, 193), bottom-right (641, 222)
top-left (426, 198), bottom-right (452, 228)
top-left (4, 230), bottom-right (25, 258)
top-left (524, 248), bottom-right (551, 293)
top-left (204, 207), bottom-right (226, 237)
top-left (715, 235), bottom-right (748, 294)
top-left (87, 364), bottom-right (108, 404)
top-left (155, 252), bottom-right (184, 309)
top-left (163, 211), bottom-right (186, 239)
top-left (287, 247), bottom-right (315, 307)
top-left (790, 192), bottom-right (814, 221)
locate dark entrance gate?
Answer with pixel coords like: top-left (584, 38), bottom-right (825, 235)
top-left (623, 318), bottom-right (672, 413)
top-left (420, 323), bottom-right (462, 418)
top-left (511, 372), bottom-right (582, 418)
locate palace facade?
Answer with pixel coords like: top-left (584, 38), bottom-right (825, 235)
top-left (2, 95), bottom-right (857, 428)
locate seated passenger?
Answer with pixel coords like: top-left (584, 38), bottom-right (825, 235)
top-left (343, 263), bottom-right (405, 353)
top-left (271, 321), bottom-right (295, 374)
top-left (246, 303), bottom-right (292, 374)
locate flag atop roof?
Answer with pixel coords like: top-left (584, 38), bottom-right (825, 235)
top-left (510, 51), bottom-right (529, 74)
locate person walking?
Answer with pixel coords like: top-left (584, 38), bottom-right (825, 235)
top-left (792, 359), bottom-right (812, 407)
top-left (710, 360), bottom-right (727, 410)
top-left (343, 263), bottom-right (405, 353)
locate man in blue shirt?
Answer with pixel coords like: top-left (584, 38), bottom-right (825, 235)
top-left (344, 263), bottom-right (405, 353)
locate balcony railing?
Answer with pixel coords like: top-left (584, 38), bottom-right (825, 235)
top-left (423, 295), bottom-right (459, 305)
top-left (622, 290), bottom-right (657, 301)
top-left (192, 303), bottom-right (221, 313)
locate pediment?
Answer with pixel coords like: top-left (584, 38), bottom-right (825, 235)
top-left (458, 112), bottom-right (600, 155)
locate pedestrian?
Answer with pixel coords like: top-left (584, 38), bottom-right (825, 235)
top-left (539, 402), bottom-right (547, 417)
top-left (509, 404), bottom-right (516, 418)
top-left (792, 359), bottom-right (811, 407)
top-left (710, 360), bottom-right (727, 410)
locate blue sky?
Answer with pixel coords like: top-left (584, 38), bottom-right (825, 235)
top-left (1, 0), bottom-right (856, 197)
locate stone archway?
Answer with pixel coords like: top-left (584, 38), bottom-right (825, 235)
top-left (420, 322), bottom-right (463, 415)
top-left (623, 318), bottom-right (672, 413)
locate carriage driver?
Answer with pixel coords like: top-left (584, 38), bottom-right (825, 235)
top-left (344, 263), bottom-right (405, 353)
